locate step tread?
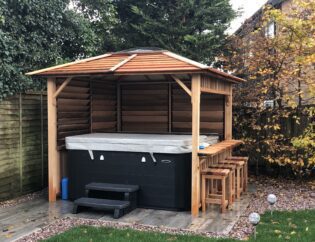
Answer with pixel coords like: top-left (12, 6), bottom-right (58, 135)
top-left (74, 197), bottom-right (130, 209)
top-left (86, 182), bottom-right (139, 193)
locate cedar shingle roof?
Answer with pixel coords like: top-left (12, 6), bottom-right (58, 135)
top-left (26, 48), bottom-right (245, 83)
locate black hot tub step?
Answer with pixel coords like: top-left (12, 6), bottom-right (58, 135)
top-left (73, 197), bottom-right (130, 219)
top-left (85, 182), bottom-right (139, 193)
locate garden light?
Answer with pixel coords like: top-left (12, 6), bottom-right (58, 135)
top-left (249, 212), bottom-right (260, 240)
top-left (267, 194), bottom-right (277, 215)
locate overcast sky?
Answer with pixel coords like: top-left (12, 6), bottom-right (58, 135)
top-left (228, 0), bottom-right (268, 34)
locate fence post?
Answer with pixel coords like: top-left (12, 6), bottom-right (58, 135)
top-left (19, 93), bottom-right (23, 193)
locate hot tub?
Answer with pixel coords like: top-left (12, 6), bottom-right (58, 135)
top-left (66, 133), bottom-right (218, 211)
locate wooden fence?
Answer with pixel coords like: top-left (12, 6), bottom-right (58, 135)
top-left (0, 93), bottom-right (47, 201)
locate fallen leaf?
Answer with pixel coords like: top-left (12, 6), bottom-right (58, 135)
top-left (274, 230), bottom-right (282, 234)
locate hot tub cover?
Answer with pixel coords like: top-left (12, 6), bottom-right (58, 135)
top-left (65, 133), bottom-right (218, 154)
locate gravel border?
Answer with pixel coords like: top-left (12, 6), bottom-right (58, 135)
top-left (17, 176), bottom-right (315, 241)
top-left (0, 190), bottom-right (46, 209)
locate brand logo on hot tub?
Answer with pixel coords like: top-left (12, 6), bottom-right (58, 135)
top-left (161, 160), bottom-right (172, 164)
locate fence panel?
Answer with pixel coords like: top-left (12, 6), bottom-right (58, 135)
top-left (0, 93), bottom-right (47, 201)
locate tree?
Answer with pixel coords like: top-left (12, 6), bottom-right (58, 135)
top-left (0, 0), bottom-right (97, 100)
top-left (75, 0), bottom-right (236, 64)
top-left (225, 0), bottom-right (315, 176)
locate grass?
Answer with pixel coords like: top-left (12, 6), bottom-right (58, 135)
top-left (44, 210), bottom-right (315, 242)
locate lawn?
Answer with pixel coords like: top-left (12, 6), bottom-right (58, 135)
top-left (44, 210), bottom-right (315, 242)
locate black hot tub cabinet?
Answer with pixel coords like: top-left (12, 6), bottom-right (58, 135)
top-left (66, 133), bottom-right (218, 211)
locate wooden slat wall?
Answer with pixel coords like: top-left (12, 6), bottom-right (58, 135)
top-left (57, 78), bottom-right (90, 149)
top-left (201, 74), bottom-right (232, 95)
top-left (55, 78), bottom-right (225, 148)
top-left (121, 84), bottom-right (169, 132)
top-left (0, 93), bottom-right (47, 201)
top-left (91, 80), bottom-right (117, 132)
top-left (172, 83), bottom-right (225, 136)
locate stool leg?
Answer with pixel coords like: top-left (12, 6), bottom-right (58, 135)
top-left (221, 178), bottom-right (226, 213)
top-left (241, 167), bottom-right (244, 195)
top-left (244, 161), bottom-right (248, 192)
top-left (236, 167), bottom-right (241, 199)
top-left (202, 175), bottom-right (206, 212)
top-left (232, 170), bottom-right (236, 202)
top-left (228, 172), bottom-right (233, 206)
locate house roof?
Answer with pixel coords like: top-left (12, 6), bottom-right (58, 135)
top-left (26, 48), bottom-right (245, 83)
top-left (234, 0), bottom-right (287, 36)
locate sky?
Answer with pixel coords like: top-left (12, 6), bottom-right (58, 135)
top-left (228, 0), bottom-right (268, 34)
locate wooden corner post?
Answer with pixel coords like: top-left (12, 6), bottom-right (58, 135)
top-left (224, 85), bottom-right (232, 140)
top-left (191, 74), bottom-right (201, 216)
top-left (47, 77), bottom-right (59, 202)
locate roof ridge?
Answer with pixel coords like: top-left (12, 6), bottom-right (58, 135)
top-left (162, 51), bottom-right (208, 69)
top-left (109, 54), bottom-right (137, 72)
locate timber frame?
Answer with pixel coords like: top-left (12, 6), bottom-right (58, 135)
top-left (26, 49), bottom-right (244, 216)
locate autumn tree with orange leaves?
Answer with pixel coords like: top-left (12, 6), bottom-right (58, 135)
top-left (225, 0), bottom-right (315, 176)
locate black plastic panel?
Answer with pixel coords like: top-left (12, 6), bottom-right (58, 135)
top-left (67, 150), bottom-right (191, 211)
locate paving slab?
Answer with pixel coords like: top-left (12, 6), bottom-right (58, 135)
top-left (0, 184), bottom-right (254, 241)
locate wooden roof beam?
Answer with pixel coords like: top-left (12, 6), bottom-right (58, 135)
top-left (171, 75), bottom-right (192, 96)
top-left (53, 76), bottom-right (73, 98)
top-left (163, 52), bottom-right (208, 69)
top-left (109, 54), bottom-right (137, 72)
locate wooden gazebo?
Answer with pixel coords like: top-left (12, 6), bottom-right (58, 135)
top-left (26, 48), bottom-right (245, 216)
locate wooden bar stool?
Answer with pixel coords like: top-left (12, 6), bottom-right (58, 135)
top-left (227, 156), bottom-right (248, 192)
top-left (207, 164), bottom-right (236, 204)
top-left (219, 159), bottom-right (244, 199)
top-left (201, 168), bottom-right (230, 213)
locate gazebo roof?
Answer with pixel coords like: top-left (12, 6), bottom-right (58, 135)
top-left (26, 48), bottom-right (245, 83)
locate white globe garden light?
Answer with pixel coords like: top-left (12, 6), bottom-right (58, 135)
top-left (249, 212), bottom-right (260, 240)
top-left (267, 194), bottom-right (277, 215)
top-left (267, 194), bottom-right (277, 205)
top-left (249, 212), bottom-right (260, 225)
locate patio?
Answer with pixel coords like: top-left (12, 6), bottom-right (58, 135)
top-left (0, 186), bottom-right (253, 242)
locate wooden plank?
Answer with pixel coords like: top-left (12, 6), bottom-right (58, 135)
top-left (58, 123), bottom-right (90, 131)
top-left (172, 111), bottom-right (224, 122)
top-left (163, 51), bottom-right (208, 69)
top-left (53, 77), bottom-right (73, 98)
top-left (200, 87), bottom-right (230, 96)
top-left (122, 111), bottom-right (167, 116)
top-left (191, 74), bottom-right (201, 217)
top-left (47, 78), bottom-right (58, 202)
top-left (122, 116), bottom-right (168, 122)
top-left (198, 140), bottom-right (243, 156)
top-left (110, 54), bottom-right (137, 71)
top-left (171, 75), bottom-right (192, 96)
top-left (62, 86), bottom-right (90, 93)
top-left (57, 99), bottom-right (89, 106)
top-left (58, 92), bottom-right (90, 99)
top-left (26, 53), bottom-right (112, 75)
top-left (173, 122), bottom-right (223, 130)
top-left (92, 122), bottom-right (116, 130)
